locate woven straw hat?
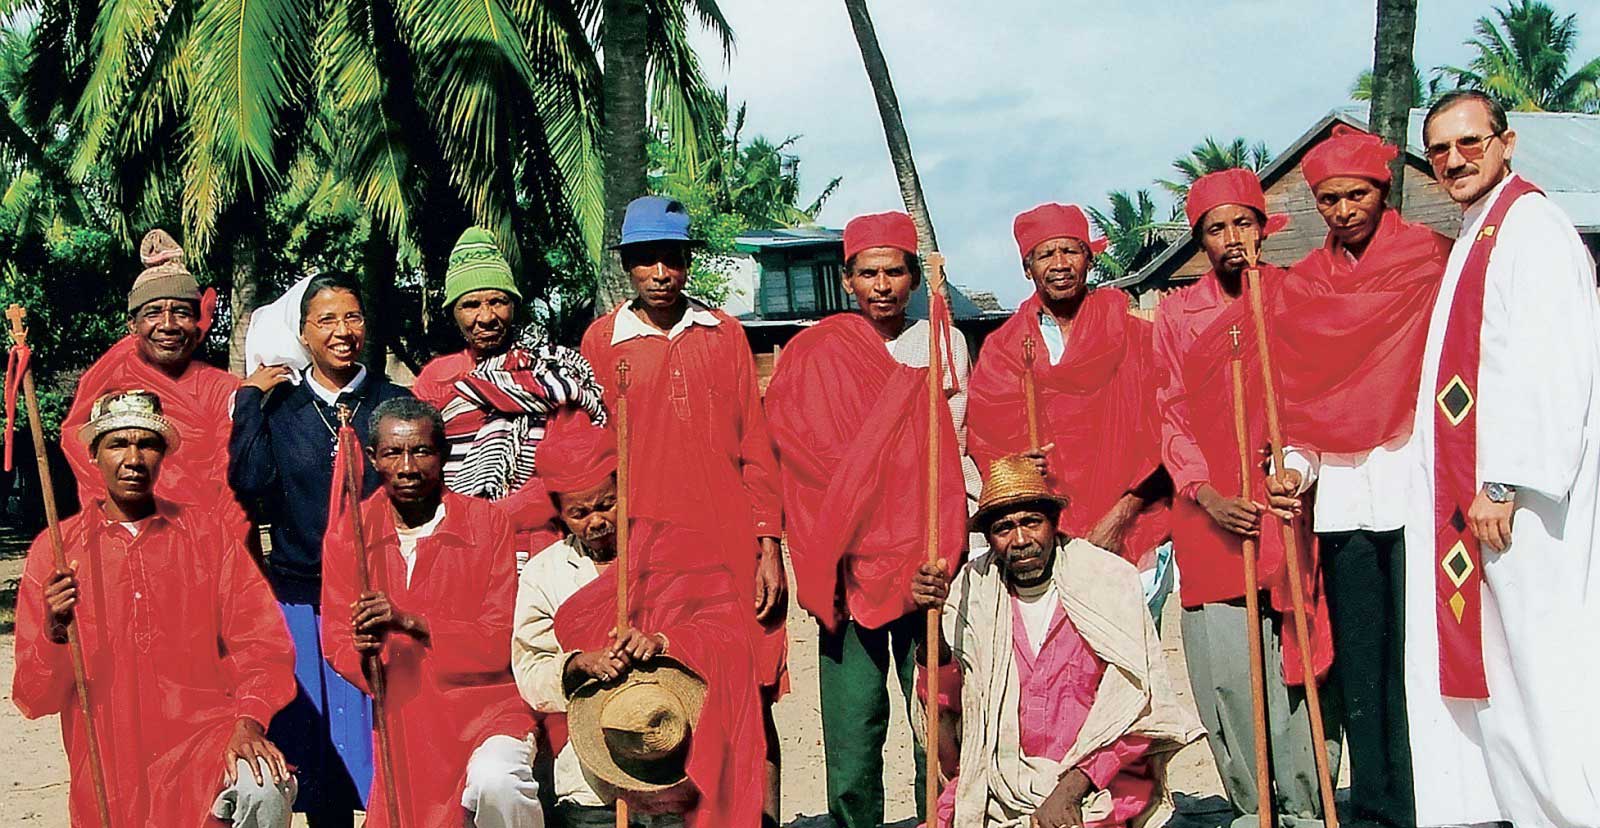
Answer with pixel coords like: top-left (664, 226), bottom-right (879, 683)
top-left (77, 390), bottom-right (180, 452)
top-left (970, 455), bottom-right (1067, 532)
top-left (567, 657), bottom-right (707, 793)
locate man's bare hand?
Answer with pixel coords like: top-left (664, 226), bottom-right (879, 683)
top-left (608, 626), bottom-right (666, 666)
top-left (754, 538), bottom-right (787, 623)
top-left (1469, 489), bottom-right (1515, 552)
top-left (351, 591), bottom-right (426, 654)
top-left (1031, 768), bottom-right (1093, 828)
top-left (1020, 443), bottom-right (1056, 478)
top-left (223, 718), bottom-right (289, 787)
top-left (1263, 469), bottom-right (1304, 521)
top-left (1084, 501), bottom-right (1137, 555)
top-left (1197, 485), bottom-right (1262, 537)
top-left (567, 650), bottom-right (629, 683)
top-left (911, 559), bottom-right (949, 612)
top-left (43, 562), bottom-right (79, 643)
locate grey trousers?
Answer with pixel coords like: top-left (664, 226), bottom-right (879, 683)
top-left (210, 757), bottom-right (298, 828)
top-left (1181, 600), bottom-right (1343, 828)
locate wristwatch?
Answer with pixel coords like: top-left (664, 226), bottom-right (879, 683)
top-left (1484, 482), bottom-right (1517, 503)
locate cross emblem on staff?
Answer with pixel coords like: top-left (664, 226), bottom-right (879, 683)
top-left (1228, 324), bottom-right (1243, 350)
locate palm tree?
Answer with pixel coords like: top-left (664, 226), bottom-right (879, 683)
top-left (1368, 0), bottom-right (1420, 208)
top-left (1435, 0), bottom-right (1600, 112)
top-left (1350, 67), bottom-right (1434, 106)
top-left (1085, 189), bottom-right (1174, 282)
top-left (842, 0), bottom-right (938, 256)
top-left (1157, 137), bottom-right (1273, 204)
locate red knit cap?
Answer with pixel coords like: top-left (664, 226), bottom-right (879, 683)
top-left (1012, 203), bottom-right (1108, 260)
top-left (843, 211), bottom-right (918, 261)
top-left (1186, 169), bottom-right (1290, 235)
top-left (1302, 124), bottom-right (1398, 189)
top-left (538, 406), bottom-right (616, 495)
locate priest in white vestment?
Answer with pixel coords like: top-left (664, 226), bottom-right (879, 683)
top-left (1401, 90), bottom-right (1600, 827)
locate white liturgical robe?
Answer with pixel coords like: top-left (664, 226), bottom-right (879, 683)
top-left (1401, 174), bottom-right (1600, 827)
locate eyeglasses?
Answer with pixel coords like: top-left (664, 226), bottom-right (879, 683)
top-left (1425, 133), bottom-right (1501, 165)
top-left (311, 313), bottom-right (366, 334)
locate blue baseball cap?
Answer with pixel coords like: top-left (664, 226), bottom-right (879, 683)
top-left (614, 196), bottom-right (703, 248)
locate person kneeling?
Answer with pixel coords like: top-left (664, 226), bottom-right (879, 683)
top-left (320, 397), bottom-right (542, 827)
top-left (911, 456), bottom-right (1202, 828)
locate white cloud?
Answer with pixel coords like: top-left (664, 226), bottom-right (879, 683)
top-left (692, 0), bottom-right (1600, 306)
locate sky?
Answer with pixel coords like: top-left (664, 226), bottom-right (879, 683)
top-left (691, 0), bottom-right (1600, 307)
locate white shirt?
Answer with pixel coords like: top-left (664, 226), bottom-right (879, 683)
top-left (1036, 311), bottom-right (1067, 365)
top-left (609, 300), bottom-right (721, 344)
top-left (1011, 580), bottom-right (1058, 657)
top-left (1308, 436), bottom-right (1414, 533)
top-left (306, 364), bottom-right (368, 406)
top-left (510, 536), bottom-right (609, 807)
top-left (394, 503), bottom-right (445, 588)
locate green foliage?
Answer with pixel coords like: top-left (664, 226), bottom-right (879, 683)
top-left (1157, 137), bottom-right (1273, 204)
top-left (1350, 67), bottom-right (1440, 107)
top-left (1086, 189), bottom-right (1174, 283)
top-left (1435, 0), bottom-right (1600, 112)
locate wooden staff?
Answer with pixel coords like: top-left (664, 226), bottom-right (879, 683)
top-left (6, 305), bottom-right (113, 828)
top-left (1235, 233), bottom-right (1340, 827)
top-left (1229, 329), bottom-right (1274, 828)
top-left (336, 405), bottom-right (404, 828)
top-left (1021, 335), bottom-right (1041, 451)
top-left (614, 360), bottom-right (631, 828)
top-left (923, 252), bottom-right (947, 822)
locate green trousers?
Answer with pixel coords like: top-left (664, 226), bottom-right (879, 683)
top-left (818, 613), bottom-right (927, 828)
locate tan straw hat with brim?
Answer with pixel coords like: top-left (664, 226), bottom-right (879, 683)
top-left (567, 657), bottom-right (707, 793)
top-left (970, 454), bottom-right (1068, 533)
top-left (76, 390), bottom-right (181, 453)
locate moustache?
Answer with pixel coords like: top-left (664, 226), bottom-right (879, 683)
top-left (584, 522), bottom-right (615, 541)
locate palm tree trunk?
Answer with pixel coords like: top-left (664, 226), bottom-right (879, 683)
top-left (227, 232), bottom-right (258, 377)
top-left (842, 0), bottom-right (939, 255)
top-left (1370, 0), bottom-right (1419, 209)
top-left (598, 0), bottom-right (650, 312)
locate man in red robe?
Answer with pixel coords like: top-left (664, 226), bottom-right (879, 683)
top-left (13, 390), bottom-right (298, 827)
top-left (967, 202), bottom-right (1170, 575)
top-left (512, 406), bottom-right (765, 827)
top-left (320, 397), bottom-right (540, 827)
top-left (1151, 169), bottom-right (1338, 827)
top-left (579, 196), bottom-right (786, 822)
top-left (765, 211), bottom-right (969, 828)
top-left (1265, 125), bottom-right (1450, 828)
top-left (412, 227), bottom-right (606, 564)
top-left (60, 229), bottom-right (247, 544)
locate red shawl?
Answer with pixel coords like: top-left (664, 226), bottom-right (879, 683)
top-left (765, 313), bottom-right (968, 632)
top-left (60, 336), bottom-right (248, 540)
top-left (967, 289), bottom-right (1168, 561)
top-left (553, 518), bottom-right (765, 828)
top-left (1175, 266), bottom-right (1332, 684)
top-left (1276, 209), bottom-right (1451, 453)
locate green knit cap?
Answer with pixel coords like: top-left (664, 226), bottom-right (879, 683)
top-left (443, 226), bottom-right (522, 308)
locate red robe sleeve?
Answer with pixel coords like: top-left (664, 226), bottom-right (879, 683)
top-left (216, 534), bottom-right (297, 728)
top-left (11, 529), bottom-right (78, 718)
top-left (1153, 304), bottom-right (1211, 501)
top-left (728, 327), bottom-right (783, 537)
top-left (417, 506), bottom-right (521, 678)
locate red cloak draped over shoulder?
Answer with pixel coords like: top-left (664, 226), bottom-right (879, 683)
top-left (61, 337), bottom-right (248, 540)
top-left (765, 313), bottom-right (968, 632)
top-left (1173, 266), bottom-right (1332, 684)
top-left (967, 289), bottom-right (1168, 562)
top-left (553, 518), bottom-right (766, 828)
top-left (1275, 209), bottom-right (1451, 453)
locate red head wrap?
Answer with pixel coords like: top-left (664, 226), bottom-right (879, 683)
top-left (1302, 124), bottom-right (1399, 189)
top-left (1186, 168), bottom-right (1290, 235)
top-left (843, 211), bottom-right (918, 262)
top-left (538, 405), bottom-right (616, 495)
top-left (1012, 203), bottom-right (1108, 260)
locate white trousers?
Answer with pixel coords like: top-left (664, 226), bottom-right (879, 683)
top-left (462, 733), bottom-right (545, 828)
top-left (210, 757), bottom-right (298, 828)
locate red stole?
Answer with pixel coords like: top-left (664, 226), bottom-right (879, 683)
top-left (1276, 209), bottom-right (1452, 452)
top-left (1175, 266), bottom-right (1332, 684)
top-left (1432, 175), bottom-right (1542, 699)
top-left (966, 290), bottom-right (1167, 561)
top-left (765, 313), bottom-right (968, 632)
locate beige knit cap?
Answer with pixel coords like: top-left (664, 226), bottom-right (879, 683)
top-left (127, 229), bottom-right (200, 312)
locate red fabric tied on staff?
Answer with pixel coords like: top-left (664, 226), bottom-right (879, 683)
top-left (59, 335), bottom-right (249, 540)
top-left (1275, 199), bottom-right (1452, 454)
top-left (553, 517), bottom-right (766, 828)
top-left (766, 312), bottom-right (968, 633)
top-left (1174, 265), bottom-right (1332, 684)
top-left (967, 289), bottom-right (1168, 563)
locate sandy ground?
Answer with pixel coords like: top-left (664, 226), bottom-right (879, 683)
top-left (1, 550), bottom-right (1302, 828)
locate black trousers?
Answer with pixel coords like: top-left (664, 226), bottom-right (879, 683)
top-left (1321, 528), bottom-right (1416, 827)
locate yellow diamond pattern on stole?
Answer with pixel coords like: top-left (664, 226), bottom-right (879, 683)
top-left (1437, 375), bottom-right (1474, 427)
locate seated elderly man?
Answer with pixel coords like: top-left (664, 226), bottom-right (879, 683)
top-left (911, 456), bottom-right (1201, 828)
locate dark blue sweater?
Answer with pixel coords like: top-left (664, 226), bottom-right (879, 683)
top-left (229, 375), bottom-right (412, 604)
